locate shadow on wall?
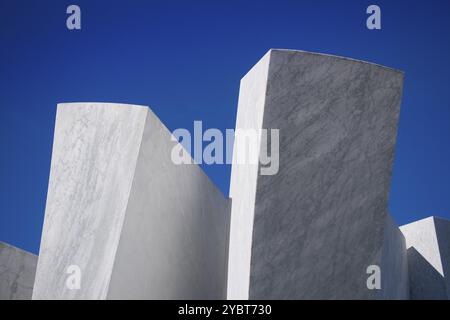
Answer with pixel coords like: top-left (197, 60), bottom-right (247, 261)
top-left (407, 247), bottom-right (446, 300)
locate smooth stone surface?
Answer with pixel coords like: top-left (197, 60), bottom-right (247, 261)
top-left (228, 49), bottom-right (406, 299)
top-left (401, 216), bottom-right (450, 299)
top-left (227, 52), bottom-right (270, 300)
top-left (106, 107), bottom-right (230, 299)
top-left (33, 103), bottom-right (230, 299)
top-left (33, 103), bottom-right (148, 299)
top-left (0, 242), bottom-right (37, 300)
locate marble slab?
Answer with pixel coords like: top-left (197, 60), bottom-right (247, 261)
top-left (228, 49), bottom-right (407, 299)
top-left (32, 103), bottom-right (230, 299)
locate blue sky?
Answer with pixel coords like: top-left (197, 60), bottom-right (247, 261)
top-left (1, 0), bottom-right (450, 254)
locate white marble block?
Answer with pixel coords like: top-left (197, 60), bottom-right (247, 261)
top-left (401, 216), bottom-right (450, 299)
top-left (227, 49), bottom-right (408, 299)
top-left (33, 103), bottom-right (230, 299)
top-left (0, 242), bottom-right (37, 300)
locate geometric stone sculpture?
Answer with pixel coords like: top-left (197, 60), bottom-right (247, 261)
top-left (0, 242), bottom-right (37, 300)
top-left (32, 103), bottom-right (230, 299)
top-left (20, 49), bottom-right (445, 300)
top-left (227, 49), bottom-right (408, 299)
top-left (400, 216), bottom-right (450, 299)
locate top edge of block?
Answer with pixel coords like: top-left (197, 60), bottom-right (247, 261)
top-left (400, 215), bottom-right (439, 228)
top-left (267, 48), bottom-right (404, 74)
top-left (57, 102), bottom-right (150, 111)
top-left (0, 241), bottom-right (38, 257)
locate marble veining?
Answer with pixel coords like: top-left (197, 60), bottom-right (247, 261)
top-left (33, 103), bottom-right (148, 299)
top-left (228, 49), bottom-right (406, 299)
top-left (33, 102), bottom-right (230, 299)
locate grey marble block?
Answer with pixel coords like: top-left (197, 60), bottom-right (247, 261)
top-left (401, 216), bottom-right (450, 299)
top-left (228, 49), bottom-right (407, 299)
top-left (33, 103), bottom-right (230, 299)
top-left (0, 242), bottom-right (37, 300)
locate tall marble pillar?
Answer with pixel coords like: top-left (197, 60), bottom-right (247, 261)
top-left (33, 103), bottom-right (230, 299)
top-left (227, 49), bottom-right (408, 299)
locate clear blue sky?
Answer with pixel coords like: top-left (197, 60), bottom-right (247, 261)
top-left (1, 0), bottom-right (450, 255)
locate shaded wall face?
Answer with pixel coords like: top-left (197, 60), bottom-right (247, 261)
top-left (247, 50), bottom-right (404, 299)
top-left (0, 242), bottom-right (37, 300)
top-left (107, 111), bottom-right (231, 299)
top-left (407, 247), bottom-right (447, 300)
top-left (379, 215), bottom-right (409, 300)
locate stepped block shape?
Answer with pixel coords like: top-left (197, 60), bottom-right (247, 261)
top-left (227, 49), bottom-right (408, 299)
top-left (400, 216), bottom-right (450, 299)
top-left (33, 103), bottom-right (230, 299)
top-left (0, 242), bottom-right (37, 300)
